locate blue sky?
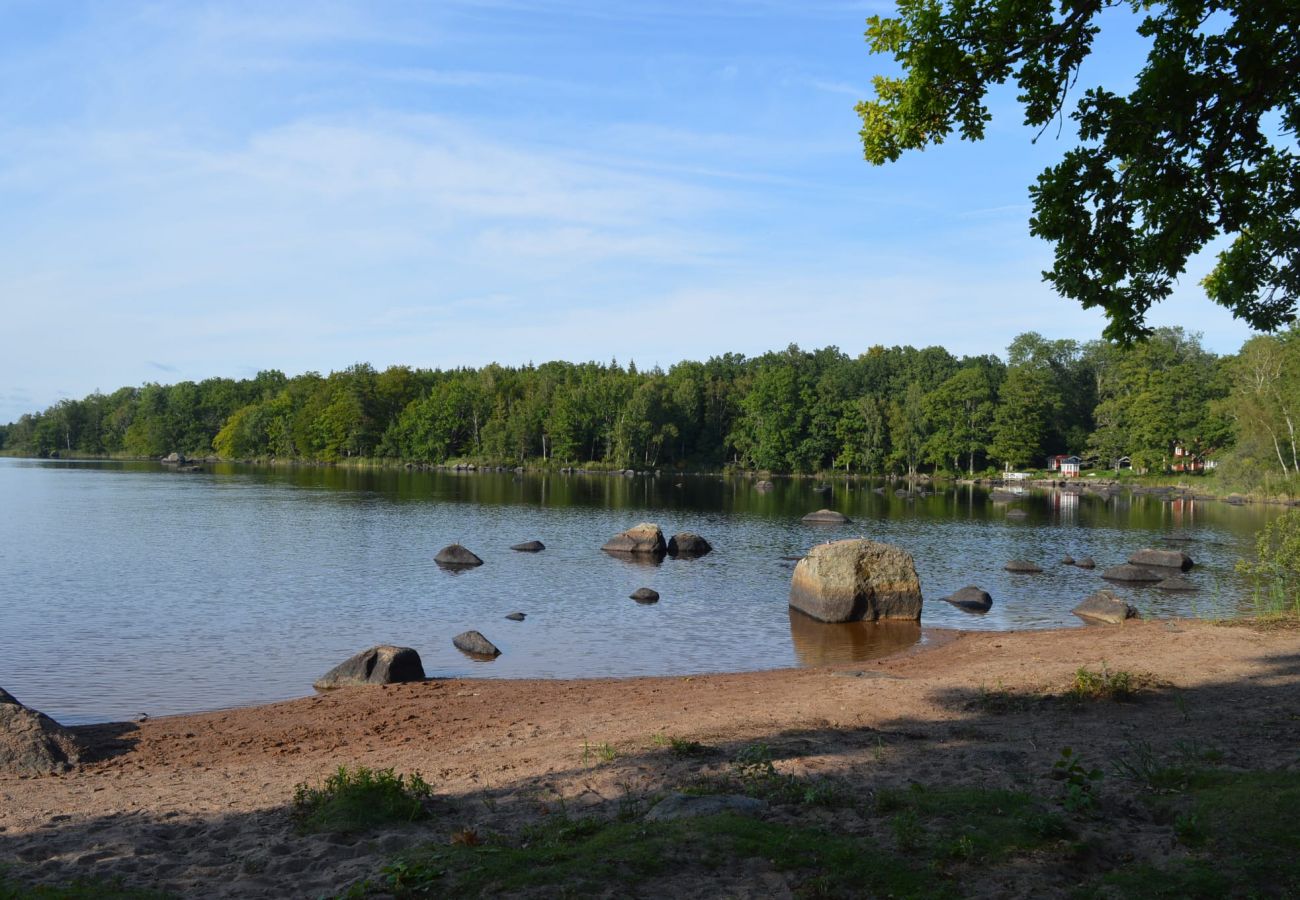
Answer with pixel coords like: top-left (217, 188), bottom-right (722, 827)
top-left (0, 0), bottom-right (1257, 422)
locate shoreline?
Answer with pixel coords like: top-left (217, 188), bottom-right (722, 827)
top-left (4, 618), bottom-right (1299, 897)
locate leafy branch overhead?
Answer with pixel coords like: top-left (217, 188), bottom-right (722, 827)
top-left (858, 0), bottom-right (1300, 342)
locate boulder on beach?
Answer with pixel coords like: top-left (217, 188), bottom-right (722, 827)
top-left (942, 586), bottom-right (993, 614)
top-left (0, 687), bottom-right (83, 776)
top-left (602, 523), bottom-right (667, 556)
top-left (1072, 589), bottom-right (1140, 625)
top-left (1004, 559), bottom-right (1043, 573)
top-left (1155, 575), bottom-right (1198, 592)
top-left (435, 544), bottom-right (484, 567)
top-left (313, 645), bottom-right (426, 691)
top-left (789, 538), bottom-right (922, 623)
top-left (630, 587), bottom-right (660, 604)
top-left (453, 631), bottom-right (501, 657)
top-left (1101, 564), bottom-right (1162, 583)
top-left (668, 532), bottom-right (713, 558)
top-left (510, 540), bottom-right (545, 552)
top-left (1075, 556), bottom-right (1096, 569)
top-left (801, 509), bottom-right (851, 525)
top-left (1128, 549), bottom-right (1194, 571)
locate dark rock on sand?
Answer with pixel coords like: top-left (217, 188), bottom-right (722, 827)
top-left (453, 631), bottom-right (501, 657)
top-left (314, 646), bottom-right (426, 690)
top-left (435, 544), bottom-right (484, 567)
top-left (0, 687), bottom-right (83, 775)
top-left (1072, 589), bottom-right (1140, 625)
top-left (942, 586), bottom-right (993, 614)
top-left (667, 533), bottom-right (713, 558)
top-left (789, 539), bottom-right (922, 623)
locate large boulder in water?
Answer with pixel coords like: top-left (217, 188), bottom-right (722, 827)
top-left (667, 532), bottom-right (712, 558)
top-left (314, 646), bottom-right (426, 690)
top-left (453, 631), bottom-right (501, 657)
top-left (801, 509), bottom-right (851, 525)
top-left (1072, 590), bottom-right (1140, 625)
top-left (602, 523), bottom-right (667, 556)
top-left (789, 539), bottom-right (922, 623)
top-left (435, 544), bottom-right (483, 567)
top-left (1128, 548), bottom-right (1194, 571)
top-left (0, 688), bottom-right (83, 776)
top-left (941, 586), bottom-right (993, 614)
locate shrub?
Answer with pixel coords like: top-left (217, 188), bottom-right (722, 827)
top-left (291, 765), bottom-right (433, 833)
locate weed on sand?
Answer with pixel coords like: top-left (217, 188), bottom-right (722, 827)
top-left (292, 765), bottom-right (434, 834)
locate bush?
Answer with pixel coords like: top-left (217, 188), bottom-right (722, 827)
top-left (292, 765), bottom-right (433, 833)
top-left (1236, 511), bottom-right (1300, 615)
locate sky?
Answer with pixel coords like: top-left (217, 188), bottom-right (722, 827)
top-left (0, 0), bottom-right (1261, 423)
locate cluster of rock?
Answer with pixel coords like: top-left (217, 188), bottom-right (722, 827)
top-left (1101, 549), bottom-right (1197, 591)
top-left (602, 523), bottom-right (713, 559)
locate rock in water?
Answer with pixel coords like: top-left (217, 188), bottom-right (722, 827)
top-left (667, 533), bottom-right (713, 558)
top-left (942, 586), bottom-right (993, 614)
top-left (1072, 590), bottom-right (1140, 625)
top-left (1004, 559), bottom-right (1043, 573)
top-left (1061, 555), bottom-right (1076, 565)
top-left (0, 688), bottom-right (83, 776)
top-left (314, 646), bottom-right (426, 690)
top-left (435, 544), bottom-right (484, 567)
top-left (453, 631), bottom-right (501, 657)
top-left (511, 540), bottom-right (545, 552)
top-left (1075, 556), bottom-right (1097, 569)
top-left (1101, 564), bottom-right (1162, 583)
top-left (800, 509), bottom-right (851, 525)
top-left (1005, 509), bottom-right (1028, 519)
top-left (1128, 549), bottom-right (1194, 571)
top-left (1155, 575), bottom-right (1198, 592)
top-left (505, 612), bottom-right (527, 621)
top-left (630, 587), bottom-right (660, 603)
top-left (789, 539), bottom-right (922, 623)
top-left (602, 523), bottom-right (667, 556)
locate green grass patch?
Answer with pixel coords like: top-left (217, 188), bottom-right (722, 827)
top-left (292, 765), bottom-right (434, 834)
top-left (0, 868), bottom-right (171, 900)
top-left (1066, 665), bottom-right (1140, 701)
top-left (874, 784), bottom-right (1073, 861)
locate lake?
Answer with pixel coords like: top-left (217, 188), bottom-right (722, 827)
top-left (0, 458), bottom-right (1278, 724)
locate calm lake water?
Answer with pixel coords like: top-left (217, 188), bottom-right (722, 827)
top-left (0, 458), bottom-right (1280, 724)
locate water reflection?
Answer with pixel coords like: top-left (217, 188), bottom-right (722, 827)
top-left (787, 608), bottom-right (922, 665)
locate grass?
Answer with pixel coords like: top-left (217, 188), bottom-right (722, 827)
top-left (580, 741), bottom-right (618, 765)
top-left (680, 742), bottom-right (847, 807)
top-left (874, 784), bottom-right (1073, 862)
top-left (0, 868), bottom-right (171, 900)
top-left (291, 765), bottom-right (434, 834)
top-left (1066, 665), bottom-right (1140, 701)
top-left (1081, 770), bottom-right (1300, 898)
top-left (650, 732), bottom-right (711, 757)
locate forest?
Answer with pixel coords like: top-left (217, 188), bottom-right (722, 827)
top-left (3, 328), bottom-right (1298, 492)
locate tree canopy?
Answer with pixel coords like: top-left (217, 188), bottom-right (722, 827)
top-left (857, 0), bottom-right (1300, 342)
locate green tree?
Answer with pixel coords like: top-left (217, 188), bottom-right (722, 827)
top-left (925, 364), bottom-right (999, 474)
top-left (989, 364), bottom-right (1061, 469)
top-left (858, 1), bottom-right (1300, 341)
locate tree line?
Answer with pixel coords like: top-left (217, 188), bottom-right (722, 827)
top-left (3, 327), bottom-right (1298, 488)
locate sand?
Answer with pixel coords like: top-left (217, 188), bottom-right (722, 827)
top-left (2, 619), bottom-right (1299, 897)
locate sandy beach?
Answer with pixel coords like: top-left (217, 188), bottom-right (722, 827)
top-left (3, 619), bottom-right (1299, 898)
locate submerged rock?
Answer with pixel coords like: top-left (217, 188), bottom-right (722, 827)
top-left (789, 539), bottom-right (922, 623)
top-left (1101, 564), bottom-right (1162, 583)
top-left (602, 523), bottom-right (667, 556)
top-left (1004, 559), bottom-right (1043, 573)
top-left (667, 532), bottom-right (713, 558)
top-left (1128, 549), bottom-right (1194, 571)
top-left (453, 631), bottom-right (501, 657)
top-left (630, 587), bottom-right (660, 604)
top-left (0, 687), bottom-right (83, 776)
top-left (313, 646), bottom-right (426, 690)
top-left (1072, 589), bottom-right (1140, 625)
top-left (1155, 575), bottom-right (1198, 592)
top-left (510, 540), bottom-right (545, 552)
top-left (800, 509), bottom-right (851, 525)
top-left (941, 586), bottom-right (993, 614)
top-left (435, 544), bottom-right (484, 567)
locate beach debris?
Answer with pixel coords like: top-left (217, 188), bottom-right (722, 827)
top-left (1128, 548), bottom-right (1194, 571)
top-left (1072, 589), bottom-right (1140, 625)
top-left (505, 612), bottom-right (527, 621)
top-left (1004, 559), bottom-right (1043, 573)
top-left (789, 538), bottom-right (922, 623)
top-left (1101, 564), bottom-right (1162, 583)
top-left (0, 687), bottom-right (83, 776)
top-left (453, 631), bottom-right (501, 657)
top-left (630, 587), bottom-right (660, 604)
top-left (601, 523), bottom-right (667, 556)
top-left (800, 509), bottom-right (851, 525)
top-left (313, 646), bottom-right (426, 690)
top-left (667, 532), bottom-right (712, 558)
top-left (510, 540), bottom-right (545, 552)
top-left (644, 793), bottom-right (768, 822)
top-left (941, 586), bottom-right (993, 614)
top-left (435, 544), bottom-right (484, 567)
top-left (1155, 575), bottom-right (1198, 592)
